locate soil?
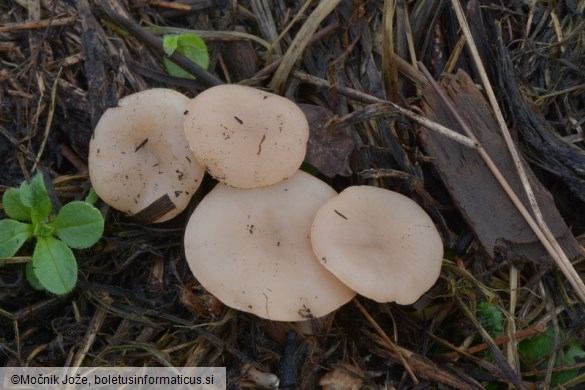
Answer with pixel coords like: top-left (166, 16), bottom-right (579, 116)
top-left (1, 1), bottom-right (584, 389)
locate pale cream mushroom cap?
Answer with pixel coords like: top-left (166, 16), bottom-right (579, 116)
top-left (183, 84), bottom-right (309, 188)
top-left (184, 171), bottom-right (356, 321)
top-left (88, 89), bottom-right (205, 223)
top-left (311, 186), bottom-right (443, 304)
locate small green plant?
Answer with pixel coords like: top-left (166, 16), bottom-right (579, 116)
top-left (476, 301), bottom-right (504, 337)
top-left (519, 326), bottom-right (585, 386)
top-left (162, 33), bottom-right (210, 79)
top-left (0, 174), bottom-right (104, 294)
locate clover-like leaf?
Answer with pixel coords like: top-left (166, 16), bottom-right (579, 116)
top-left (162, 33), bottom-right (210, 79)
top-left (53, 201), bottom-right (104, 249)
top-left (32, 236), bottom-right (77, 295)
top-left (19, 174), bottom-right (52, 225)
top-left (3, 187), bottom-right (32, 221)
top-left (0, 219), bottom-right (33, 258)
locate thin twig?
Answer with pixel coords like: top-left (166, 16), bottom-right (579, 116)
top-left (0, 16), bottom-right (76, 32)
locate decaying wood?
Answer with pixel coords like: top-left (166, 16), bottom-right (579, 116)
top-left (77, 0), bottom-right (118, 130)
top-left (419, 70), bottom-right (582, 268)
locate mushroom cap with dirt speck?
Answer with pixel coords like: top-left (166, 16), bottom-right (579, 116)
top-left (183, 171), bottom-right (356, 321)
top-left (310, 186), bottom-right (444, 304)
top-left (183, 84), bottom-right (309, 188)
top-left (88, 89), bottom-right (205, 223)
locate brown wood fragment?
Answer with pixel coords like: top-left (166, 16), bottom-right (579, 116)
top-left (418, 70), bottom-right (581, 268)
top-left (219, 26), bottom-right (258, 82)
top-left (132, 194), bottom-right (176, 225)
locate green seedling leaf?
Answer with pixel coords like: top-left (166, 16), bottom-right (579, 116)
top-left (162, 34), bottom-right (180, 56)
top-left (34, 222), bottom-right (55, 238)
top-left (33, 236), bottom-right (77, 295)
top-left (519, 327), bottom-right (585, 385)
top-left (476, 301), bottom-right (503, 337)
top-left (53, 201), bottom-right (104, 249)
top-left (552, 340), bottom-right (585, 385)
top-left (519, 326), bottom-right (555, 365)
top-left (25, 261), bottom-right (46, 291)
top-left (3, 187), bottom-right (31, 221)
top-left (85, 188), bottom-right (99, 205)
top-left (19, 174), bottom-right (52, 225)
top-left (162, 33), bottom-right (209, 79)
top-left (0, 219), bottom-right (33, 258)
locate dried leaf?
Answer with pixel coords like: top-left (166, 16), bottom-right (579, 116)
top-left (299, 104), bottom-right (354, 177)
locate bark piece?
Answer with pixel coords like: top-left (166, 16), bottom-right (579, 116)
top-left (418, 70), bottom-right (581, 267)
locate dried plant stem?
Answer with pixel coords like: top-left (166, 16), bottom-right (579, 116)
top-left (381, 0), bottom-right (398, 101)
top-left (0, 15), bottom-right (76, 32)
top-left (291, 71), bottom-right (479, 149)
top-left (450, 0), bottom-right (585, 304)
top-left (506, 266), bottom-right (520, 376)
top-left (271, 0), bottom-right (314, 54)
top-left (145, 26), bottom-right (272, 50)
top-left (32, 68), bottom-right (61, 172)
top-left (440, 323), bottom-right (546, 359)
top-left (72, 291), bottom-right (112, 368)
top-left (269, 0), bottom-right (342, 91)
top-left (455, 297), bottom-right (525, 389)
top-left (353, 298), bottom-right (419, 384)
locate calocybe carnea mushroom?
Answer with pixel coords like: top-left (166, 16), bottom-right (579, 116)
top-left (89, 89), bottom-right (205, 223)
top-left (311, 186), bottom-right (443, 305)
top-left (183, 84), bottom-right (309, 188)
top-left (184, 171), bottom-right (356, 321)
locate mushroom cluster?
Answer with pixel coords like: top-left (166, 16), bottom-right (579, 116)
top-left (181, 85), bottom-right (444, 321)
top-left (88, 85), bottom-right (444, 321)
top-left (184, 171), bottom-right (356, 321)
